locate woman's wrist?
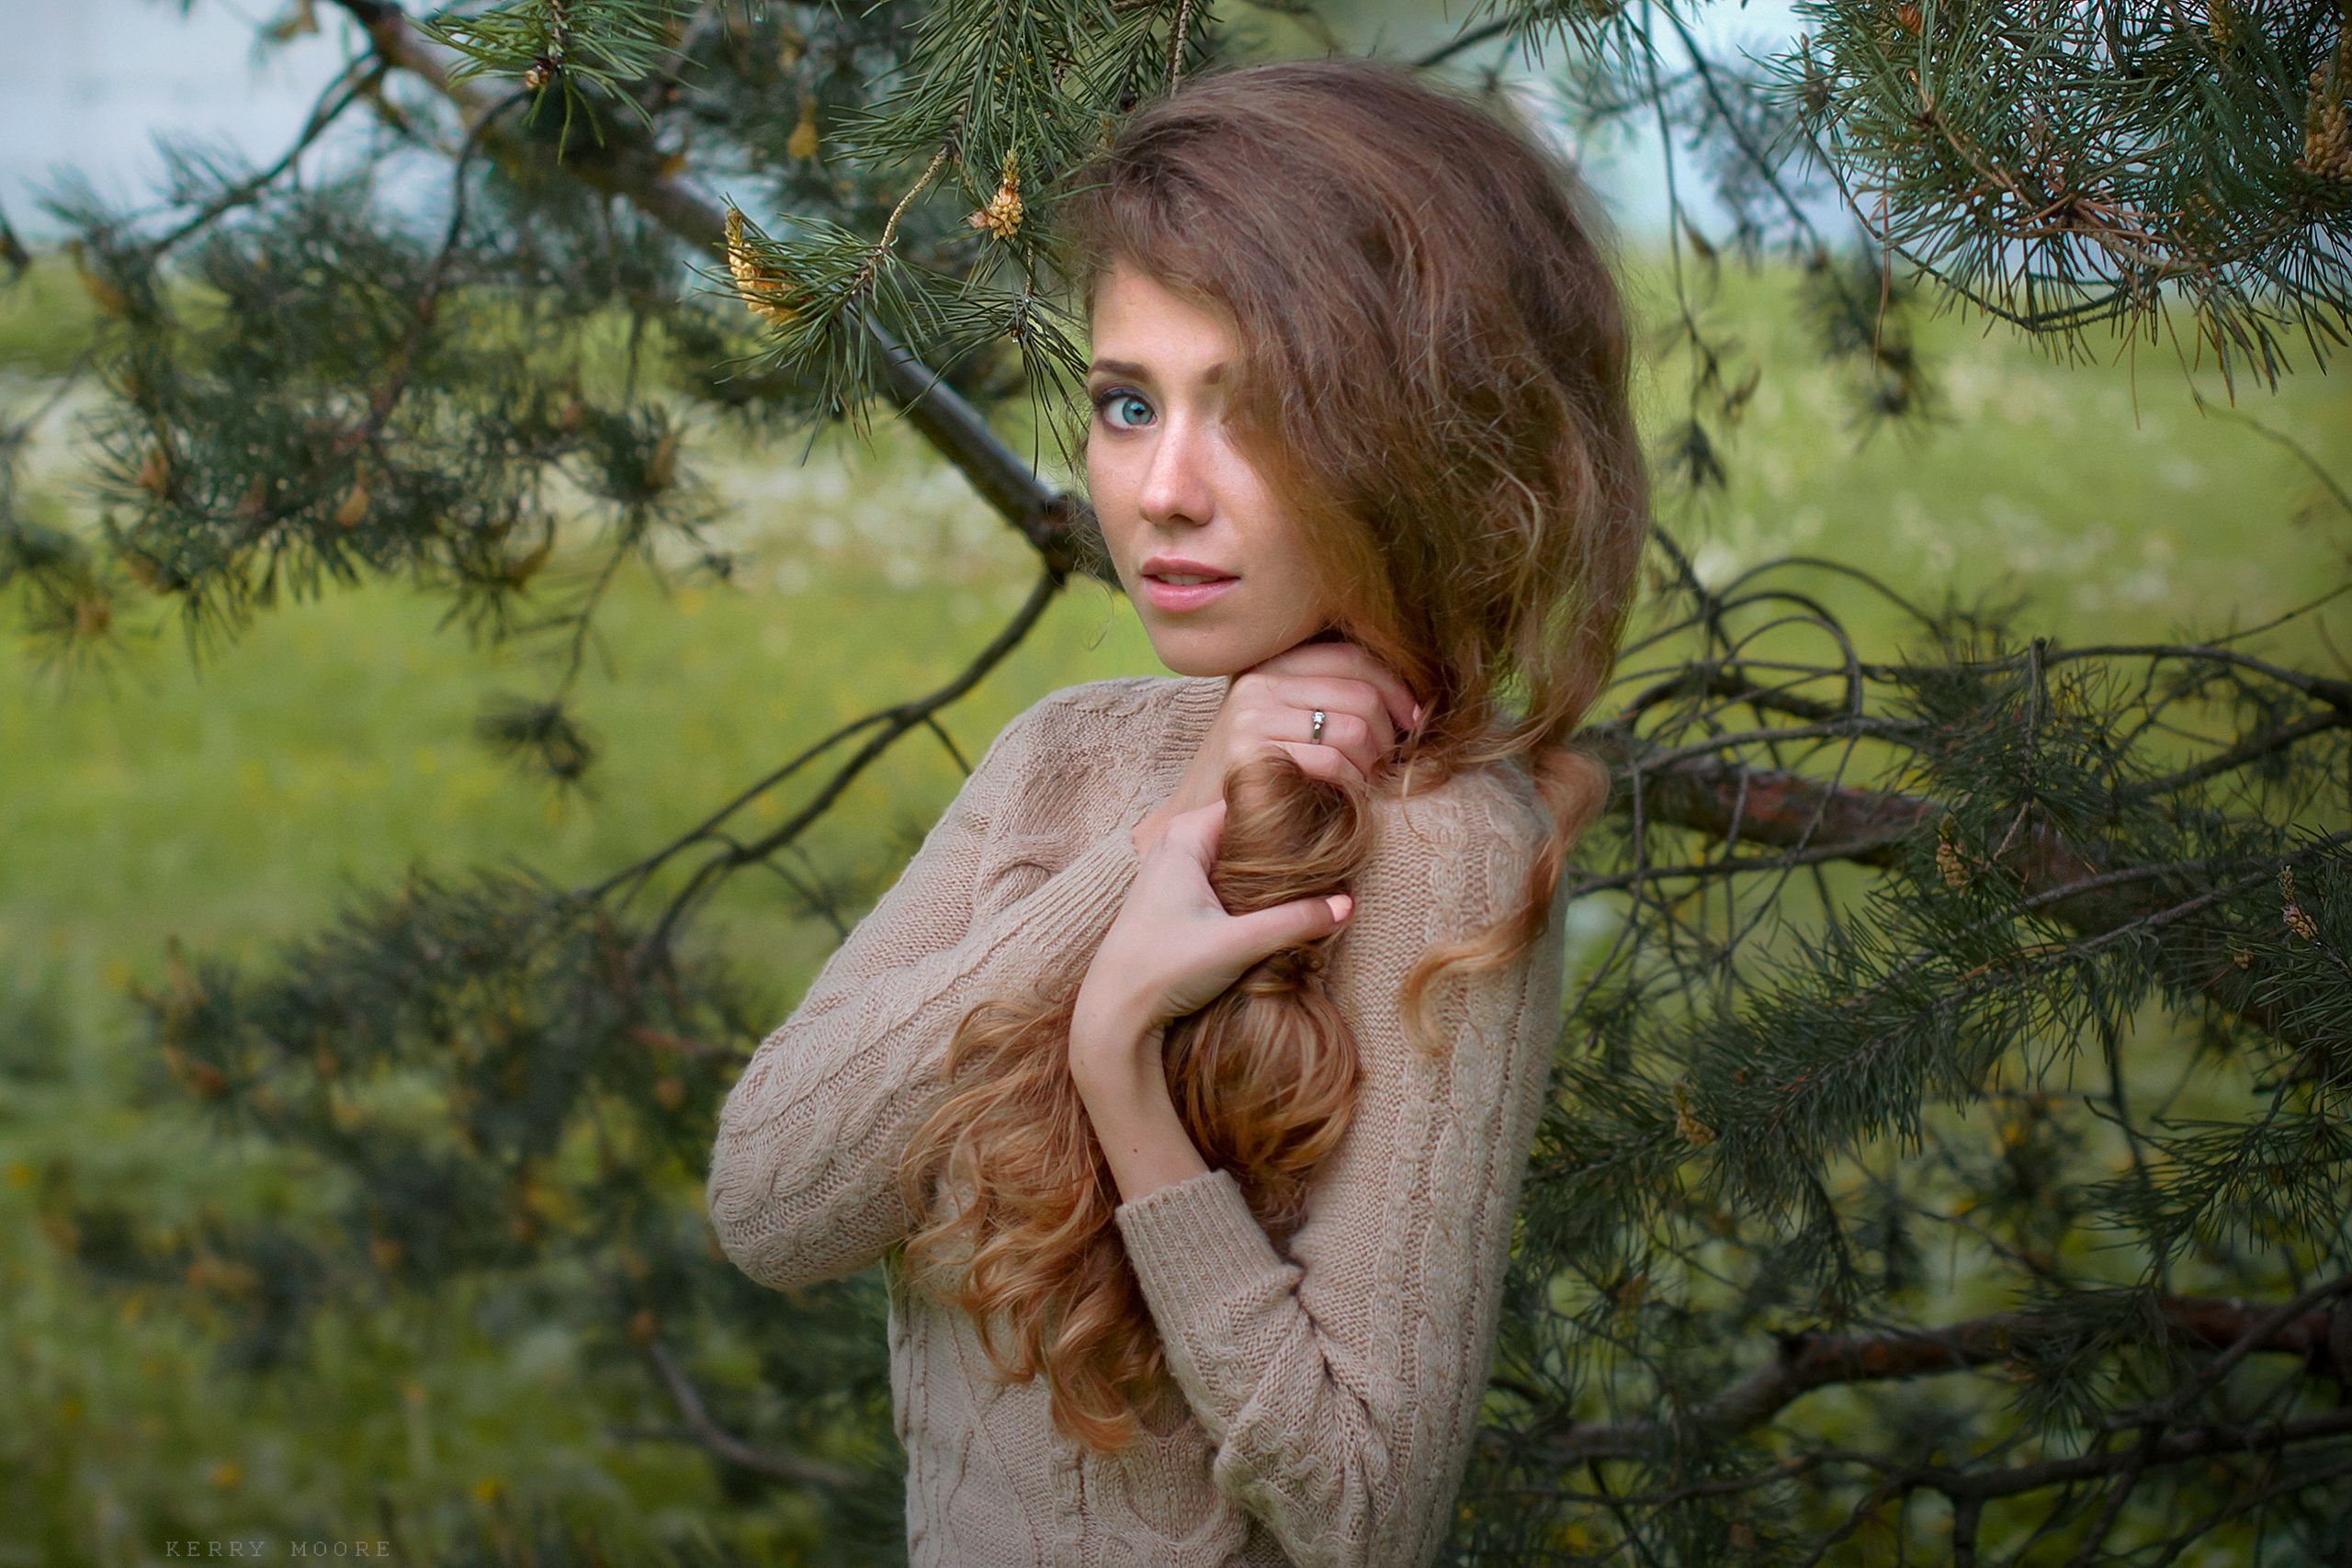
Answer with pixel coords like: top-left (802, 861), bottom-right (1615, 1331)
top-left (1066, 1010), bottom-right (1206, 1202)
top-left (1129, 808), bottom-right (1164, 858)
top-left (1069, 984), bottom-right (1164, 1089)
top-left (1131, 793), bottom-right (1186, 857)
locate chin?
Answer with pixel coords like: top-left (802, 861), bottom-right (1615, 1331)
top-left (1150, 647), bottom-right (1242, 679)
top-left (1149, 618), bottom-right (1332, 677)
top-left (1144, 632), bottom-right (1258, 679)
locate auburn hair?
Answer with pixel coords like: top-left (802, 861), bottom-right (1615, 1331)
top-left (893, 54), bottom-right (1650, 1454)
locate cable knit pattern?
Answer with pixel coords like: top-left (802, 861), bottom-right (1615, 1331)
top-left (706, 674), bottom-right (1568, 1568)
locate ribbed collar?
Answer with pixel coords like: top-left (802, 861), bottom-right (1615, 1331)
top-left (1165, 672), bottom-right (1229, 730)
top-left (1116, 673), bottom-right (1230, 816)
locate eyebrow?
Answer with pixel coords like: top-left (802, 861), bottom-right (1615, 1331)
top-left (1088, 357), bottom-right (1227, 385)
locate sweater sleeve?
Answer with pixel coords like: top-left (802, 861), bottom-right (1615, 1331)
top-left (1110, 774), bottom-right (1566, 1568)
top-left (707, 692), bottom-right (1146, 1292)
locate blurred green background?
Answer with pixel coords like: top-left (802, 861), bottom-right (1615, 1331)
top-left (2, 242), bottom-right (2346, 1564)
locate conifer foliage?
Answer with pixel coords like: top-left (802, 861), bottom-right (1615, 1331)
top-left (3, 0), bottom-right (2349, 1562)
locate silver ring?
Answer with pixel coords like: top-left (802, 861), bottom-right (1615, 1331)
top-left (1310, 709), bottom-right (1327, 743)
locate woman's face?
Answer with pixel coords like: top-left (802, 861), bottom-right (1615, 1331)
top-left (1084, 262), bottom-right (1335, 678)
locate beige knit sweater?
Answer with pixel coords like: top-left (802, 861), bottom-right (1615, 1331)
top-left (706, 672), bottom-right (1568, 1568)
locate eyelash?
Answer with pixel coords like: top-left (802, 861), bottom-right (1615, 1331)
top-left (1091, 388), bottom-right (1152, 433)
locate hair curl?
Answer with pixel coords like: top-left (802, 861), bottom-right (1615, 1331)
top-left (894, 54), bottom-right (1650, 1455)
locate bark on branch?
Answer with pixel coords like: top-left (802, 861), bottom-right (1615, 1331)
top-left (642, 1339), bottom-right (866, 1491)
top-left (330, 2), bottom-right (2341, 1022)
top-left (328, 0), bottom-right (1099, 583)
top-left (1530, 1285), bottom-right (2352, 1466)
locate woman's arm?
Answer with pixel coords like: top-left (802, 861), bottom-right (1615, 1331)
top-left (1069, 1020), bottom-right (1212, 1201)
top-left (1108, 775), bottom-right (1566, 1568)
top-left (705, 691), bottom-right (1146, 1292)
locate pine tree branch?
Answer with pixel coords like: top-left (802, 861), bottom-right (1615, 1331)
top-left (2116, 706), bottom-right (2348, 803)
top-left (1530, 1286), bottom-right (2352, 1467)
top-left (640, 1339), bottom-right (866, 1491)
top-left (2122, 1271), bottom-right (2352, 1428)
top-left (336, 83), bottom-right (536, 466)
top-left (2133, 1450), bottom-right (2352, 1564)
top-left (324, 2), bottom-right (2346, 1039)
top-left (326, 0), bottom-right (1098, 581)
top-left (612, 564), bottom-right (1068, 952)
top-left (1864, 1406), bottom-right (2352, 1506)
top-left (140, 54), bottom-right (392, 262)
top-left (1477, 1427), bottom-right (2352, 1518)
top-left (1575, 717), bottom-right (2347, 1042)
top-left (1411, 15), bottom-right (1520, 72)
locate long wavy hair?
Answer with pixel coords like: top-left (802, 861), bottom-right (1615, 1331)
top-left (893, 55), bottom-right (1651, 1454)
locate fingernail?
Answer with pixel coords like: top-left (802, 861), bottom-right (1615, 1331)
top-left (1327, 893), bottom-right (1353, 920)
top-left (1411, 703), bottom-right (1424, 727)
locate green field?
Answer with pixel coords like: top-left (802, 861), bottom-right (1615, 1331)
top-left (2, 248), bottom-right (2346, 1564)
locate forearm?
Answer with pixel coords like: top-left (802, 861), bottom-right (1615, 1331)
top-left (709, 818), bottom-right (1144, 1290)
top-left (1069, 1010), bottom-right (1209, 1204)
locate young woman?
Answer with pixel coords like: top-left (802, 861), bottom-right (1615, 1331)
top-left (707, 55), bottom-right (1648, 1568)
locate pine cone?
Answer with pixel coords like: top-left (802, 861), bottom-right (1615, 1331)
top-left (967, 148), bottom-right (1023, 242)
top-left (2207, 0), bottom-right (2236, 51)
top-left (2301, 65), bottom-right (2352, 181)
top-left (723, 206), bottom-right (804, 326)
top-left (1937, 818), bottom-right (1972, 887)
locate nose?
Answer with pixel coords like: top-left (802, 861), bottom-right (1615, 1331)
top-left (1136, 410), bottom-right (1217, 528)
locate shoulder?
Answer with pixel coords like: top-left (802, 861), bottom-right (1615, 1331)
top-left (996, 673), bottom-right (1219, 765)
top-left (1359, 758), bottom-right (1553, 931)
top-left (974, 676), bottom-right (1167, 765)
top-left (977, 673), bottom-right (1215, 833)
top-left (1376, 756), bottom-right (1550, 859)
top-left (1017, 673), bottom-right (1205, 728)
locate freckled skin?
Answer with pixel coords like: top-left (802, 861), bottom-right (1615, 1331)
top-left (1085, 264), bottom-right (1338, 677)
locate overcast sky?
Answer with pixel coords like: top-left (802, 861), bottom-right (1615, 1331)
top-left (2, 0), bottom-right (1825, 247)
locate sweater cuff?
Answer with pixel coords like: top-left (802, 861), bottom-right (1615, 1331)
top-left (1113, 1166), bottom-right (1293, 1318)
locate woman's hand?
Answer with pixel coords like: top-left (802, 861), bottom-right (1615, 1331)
top-left (1075, 797), bottom-right (1352, 1085)
top-left (1130, 639), bottom-right (1423, 858)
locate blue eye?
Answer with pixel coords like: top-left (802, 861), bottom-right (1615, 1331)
top-left (1091, 389), bottom-right (1152, 432)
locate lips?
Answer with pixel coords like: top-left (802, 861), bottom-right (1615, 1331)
top-left (1141, 575), bottom-right (1239, 613)
top-left (1140, 556), bottom-right (1238, 581)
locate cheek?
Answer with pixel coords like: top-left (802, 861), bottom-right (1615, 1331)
top-left (1082, 434), bottom-right (1121, 502)
top-left (1085, 484), bottom-right (1134, 581)
top-left (1258, 525), bottom-right (1331, 625)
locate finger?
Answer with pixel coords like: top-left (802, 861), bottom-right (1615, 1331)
top-left (1231, 889), bottom-right (1352, 954)
top-left (1288, 708), bottom-right (1387, 785)
top-left (1258, 646), bottom-right (1420, 737)
top-left (1240, 653), bottom-right (1409, 744)
top-left (1287, 704), bottom-right (1374, 762)
top-left (1269, 739), bottom-right (1366, 789)
top-left (1243, 683), bottom-right (1392, 784)
top-left (1339, 652), bottom-right (1422, 739)
top-left (1262, 674), bottom-right (1399, 757)
top-left (1164, 795), bottom-right (1227, 857)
